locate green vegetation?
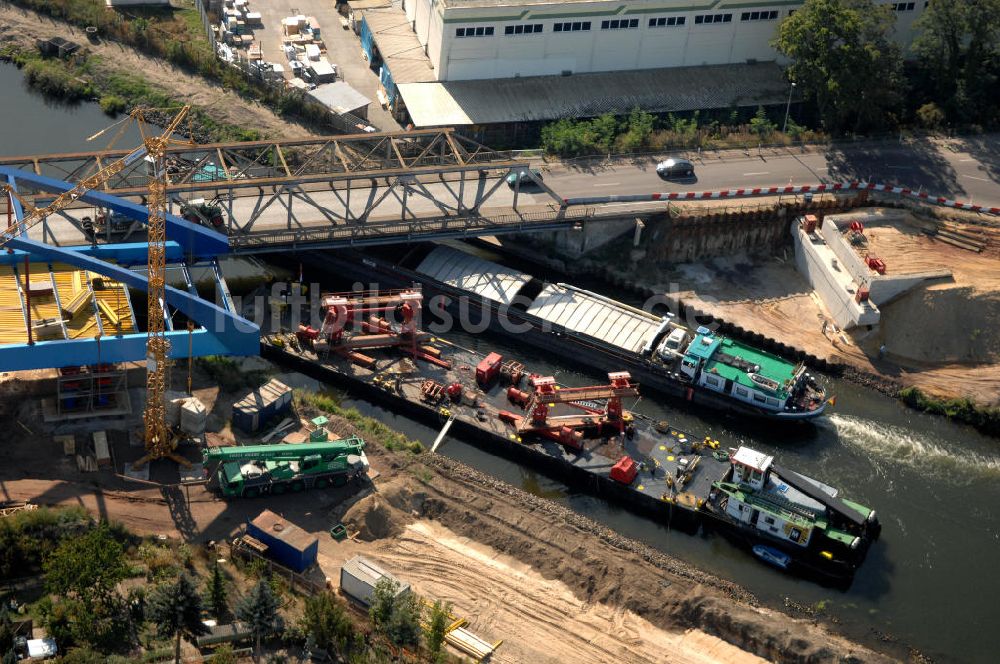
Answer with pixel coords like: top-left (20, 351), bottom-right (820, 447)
top-left (301, 592), bottom-right (356, 656)
top-left (295, 389), bottom-right (425, 454)
top-left (204, 560), bottom-right (230, 622)
top-left (426, 600), bottom-right (452, 662)
top-left (145, 574), bottom-right (210, 664)
top-left (236, 580), bottom-right (283, 664)
top-left (773, 0), bottom-right (904, 133)
top-left (539, 107), bottom-right (824, 156)
top-left (369, 578), bottom-right (422, 649)
top-left (899, 387), bottom-right (1000, 437)
top-left (913, 0), bottom-right (1000, 127)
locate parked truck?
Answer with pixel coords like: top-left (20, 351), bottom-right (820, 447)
top-left (203, 436), bottom-right (368, 498)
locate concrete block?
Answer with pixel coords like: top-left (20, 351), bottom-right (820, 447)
top-left (180, 398), bottom-right (208, 435)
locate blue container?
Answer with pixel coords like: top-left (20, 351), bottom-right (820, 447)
top-left (246, 510), bottom-right (318, 573)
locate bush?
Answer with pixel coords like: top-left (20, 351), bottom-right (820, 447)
top-left (899, 387), bottom-right (1000, 436)
top-left (301, 593), bottom-right (357, 655)
top-left (916, 102), bottom-right (947, 129)
top-left (99, 95), bottom-right (128, 116)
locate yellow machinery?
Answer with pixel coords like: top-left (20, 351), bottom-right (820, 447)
top-left (0, 106), bottom-right (193, 468)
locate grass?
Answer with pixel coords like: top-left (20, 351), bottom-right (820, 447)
top-left (294, 389), bottom-right (426, 454)
top-left (899, 387), bottom-right (1000, 438)
top-left (197, 356), bottom-right (269, 392)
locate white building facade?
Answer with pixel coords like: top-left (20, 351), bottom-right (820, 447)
top-left (401, 0), bottom-right (925, 82)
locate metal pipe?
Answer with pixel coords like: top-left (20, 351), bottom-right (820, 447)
top-left (24, 256), bottom-right (32, 345)
top-left (782, 81), bottom-right (796, 134)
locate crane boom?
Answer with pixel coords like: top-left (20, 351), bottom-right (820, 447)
top-left (203, 436), bottom-right (366, 464)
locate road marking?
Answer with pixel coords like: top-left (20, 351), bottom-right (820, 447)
top-left (591, 182), bottom-right (622, 187)
top-left (742, 171), bottom-right (770, 176)
top-left (964, 175), bottom-right (990, 182)
top-left (959, 158), bottom-right (977, 162)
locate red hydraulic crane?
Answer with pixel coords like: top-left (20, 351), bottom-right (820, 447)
top-left (501, 371), bottom-right (639, 448)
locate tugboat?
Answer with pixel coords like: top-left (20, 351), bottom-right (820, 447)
top-left (707, 447), bottom-right (880, 576)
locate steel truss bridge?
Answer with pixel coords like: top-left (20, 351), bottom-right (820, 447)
top-left (0, 129), bottom-right (592, 252)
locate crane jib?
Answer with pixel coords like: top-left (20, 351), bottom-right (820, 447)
top-left (124, 147), bottom-right (148, 166)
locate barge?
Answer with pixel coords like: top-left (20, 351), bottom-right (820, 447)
top-left (261, 288), bottom-right (877, 580)
top-left (309, 245), bottom-right (828, 422)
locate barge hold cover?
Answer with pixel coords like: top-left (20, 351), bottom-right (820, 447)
top-left (772, 465), bottom-right (867, 526)
top-left (527, 283), bottom-right (660, 354)
top-left (416, 245), bottom-right (531, 305)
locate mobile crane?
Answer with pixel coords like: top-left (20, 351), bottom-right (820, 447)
top-left (202, 436), bottom-right (369, 498)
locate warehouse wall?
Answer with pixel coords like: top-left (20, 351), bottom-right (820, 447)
top-left (432, 0), bottom-right (925, 82)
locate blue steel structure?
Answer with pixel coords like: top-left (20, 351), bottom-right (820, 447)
top-left (1, 167), bottom-right (259, 371)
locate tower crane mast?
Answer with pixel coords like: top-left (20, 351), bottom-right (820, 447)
top-left (0, 106), bottom-right (193, 469)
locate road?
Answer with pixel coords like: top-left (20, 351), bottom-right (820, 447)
top-left (540, 134), bottom-right (1000, 208)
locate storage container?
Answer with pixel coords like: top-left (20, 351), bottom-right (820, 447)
top-left (339, 556), bottom-right (409, 606)
top-left (246, 510), bottom-right (318, 573)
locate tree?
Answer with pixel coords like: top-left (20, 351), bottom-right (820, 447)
top-left (0, 606), bottom-right (14, 664)
top-left (425, 600), bottom-right (452, 662)
top-left (43, 522), bottom-right (128, 611)
top-left (236, 579), bottom-right (283, 664)
top-left (914, 0), bottom-right (1000, 124)
top-left (749, 106), bottom-right (777, 138)
top-left (301, 593), bottom-right (355, 655)
top-left (772, 0), bottom-right (904, 132)
top-left (204, 561), bottom-right (229, 622)
top-left (619, 108), bottom-right (655, 152)
top-left (146, 573), bottom-right (210, 664)
top-left (369, 578), bottom-right (421, 649)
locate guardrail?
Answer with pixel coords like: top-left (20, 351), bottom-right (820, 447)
top-left (562, 181), bottom-right (1000, 217)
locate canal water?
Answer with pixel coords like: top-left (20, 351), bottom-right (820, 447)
top-left (5, 62), bottom-right (998, 663)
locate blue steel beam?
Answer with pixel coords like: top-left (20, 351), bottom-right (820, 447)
top-left (0, 241), bottom-right (189, 265)
top-left (1, 237), bottom-right (258, 370)
top-left (0, 166), bottom-right (229, 257)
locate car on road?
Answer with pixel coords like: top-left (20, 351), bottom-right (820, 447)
top-left (506, 168), bottom-right (543, 188)
top-left (656, 158), bottom-right (695, 179)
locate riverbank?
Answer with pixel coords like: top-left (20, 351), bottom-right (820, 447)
top-left (484, 200), bottom-right (1000, 435)
top-left (0, 359), bottom-right (902, 663)
top-left (0, 3), bottom-right (310, 143)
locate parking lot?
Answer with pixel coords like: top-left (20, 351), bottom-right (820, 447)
top-left (229, 0), bottom-right (400, 131)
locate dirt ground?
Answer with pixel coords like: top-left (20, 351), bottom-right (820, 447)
top-left (636, 208), bottom-right (1000, 405)
top-left (0, 4), bottom-right (312, 143)
top-left (0, 363), bottom-right (898, 664)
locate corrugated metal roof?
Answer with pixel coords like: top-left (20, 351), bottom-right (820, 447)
top-left (396, 62), bottom-right (788, 127)
top-left (308, 82), bottom-right (372, 115)
top-left (250, 510), bottom-right (317, 551)
top-left (416, 245), bottom-right (531, 305)
top-left (342, 555), bottom-right (410, 592)
top-left (363, 9), bottom-right (437, 84)
top-left (526, 284), bottom-right (660, 354)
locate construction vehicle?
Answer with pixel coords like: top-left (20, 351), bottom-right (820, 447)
top-left (203, 436), bottom-right (369, 498)
top-left (1, 106), bottom-right (195, 469)
top-left (179, 198), bottom-right (225, 230)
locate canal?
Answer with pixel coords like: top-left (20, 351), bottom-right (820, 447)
top-left (4, 62), bottom-right (998, 664)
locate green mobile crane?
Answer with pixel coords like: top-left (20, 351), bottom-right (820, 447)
top-left (203, 436), bottom-right (368, 498)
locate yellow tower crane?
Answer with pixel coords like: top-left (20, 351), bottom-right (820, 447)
top-left (1, 106), bottom-right (193, 469)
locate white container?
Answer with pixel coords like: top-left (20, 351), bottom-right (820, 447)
top-left (180, 398), bottom-right (208, 435)
top-left (340, 556), bottom-right (409, 606)
top-left (304, 44), bottom-right (321, 61)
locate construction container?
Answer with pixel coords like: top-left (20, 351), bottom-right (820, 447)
top-left (246, 510), bottom-right (318, 573)
top-left (93, 431), bottom-right (110, 467)
top-left (340, 556), bottom-right (409, 606)
top-left (232, 379), bottom-right (293, 433)
top-left (180, 398), bottom-right (208, 435)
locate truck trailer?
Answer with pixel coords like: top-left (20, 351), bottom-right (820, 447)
top-left (203, 436), bottom-right (369, 498)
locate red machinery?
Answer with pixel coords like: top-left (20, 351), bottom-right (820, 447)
top-left (610, 456), bottom-right (639, 485)
top-left (865, 255), bottom-right (887, 275)
top-left (500, 371), bottom-right (639, 449)
top-left (849, 220), bottom-right (865, 233)
top-left (476, 352), bottom-right (503, 387)
top-left (315, 289), bottom-right (450, 368)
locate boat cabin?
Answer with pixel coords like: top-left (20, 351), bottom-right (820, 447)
top-left (731, 446), bottom-right (773, 490)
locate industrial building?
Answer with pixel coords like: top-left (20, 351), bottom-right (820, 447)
top-left (360, 0), bottom-right (925, 129)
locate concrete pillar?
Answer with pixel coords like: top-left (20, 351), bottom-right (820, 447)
top-left (633, 219), bottom-right (645, 247)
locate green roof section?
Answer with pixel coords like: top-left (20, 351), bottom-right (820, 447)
top-left (688, 334), bottom-right (798, 398)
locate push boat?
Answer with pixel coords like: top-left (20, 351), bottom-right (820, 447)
top-left (259, 287), bottom-right (877, 579)
top-left (311, 245), bottom-right (828, 422)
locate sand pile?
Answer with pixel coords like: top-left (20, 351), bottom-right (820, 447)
top-left (880, 286), bottom-right (1000, 363)
top-left (341, 477), bottom-right (425, 541)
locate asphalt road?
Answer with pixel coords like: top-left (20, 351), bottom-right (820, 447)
top-left (540, 135), bottom-right (1000, 209)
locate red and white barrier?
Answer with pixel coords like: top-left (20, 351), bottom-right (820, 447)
top-left (562, 181), bottom-right (1000, 216)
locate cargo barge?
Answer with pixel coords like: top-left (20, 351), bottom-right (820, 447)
top-left (309, 245), bottom-right (828, 422)
top-left (260, 288), bottom-right (877, 581)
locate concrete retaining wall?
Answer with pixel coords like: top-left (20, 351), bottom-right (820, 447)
top-left (793, 220), bottom-right (880, 329)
